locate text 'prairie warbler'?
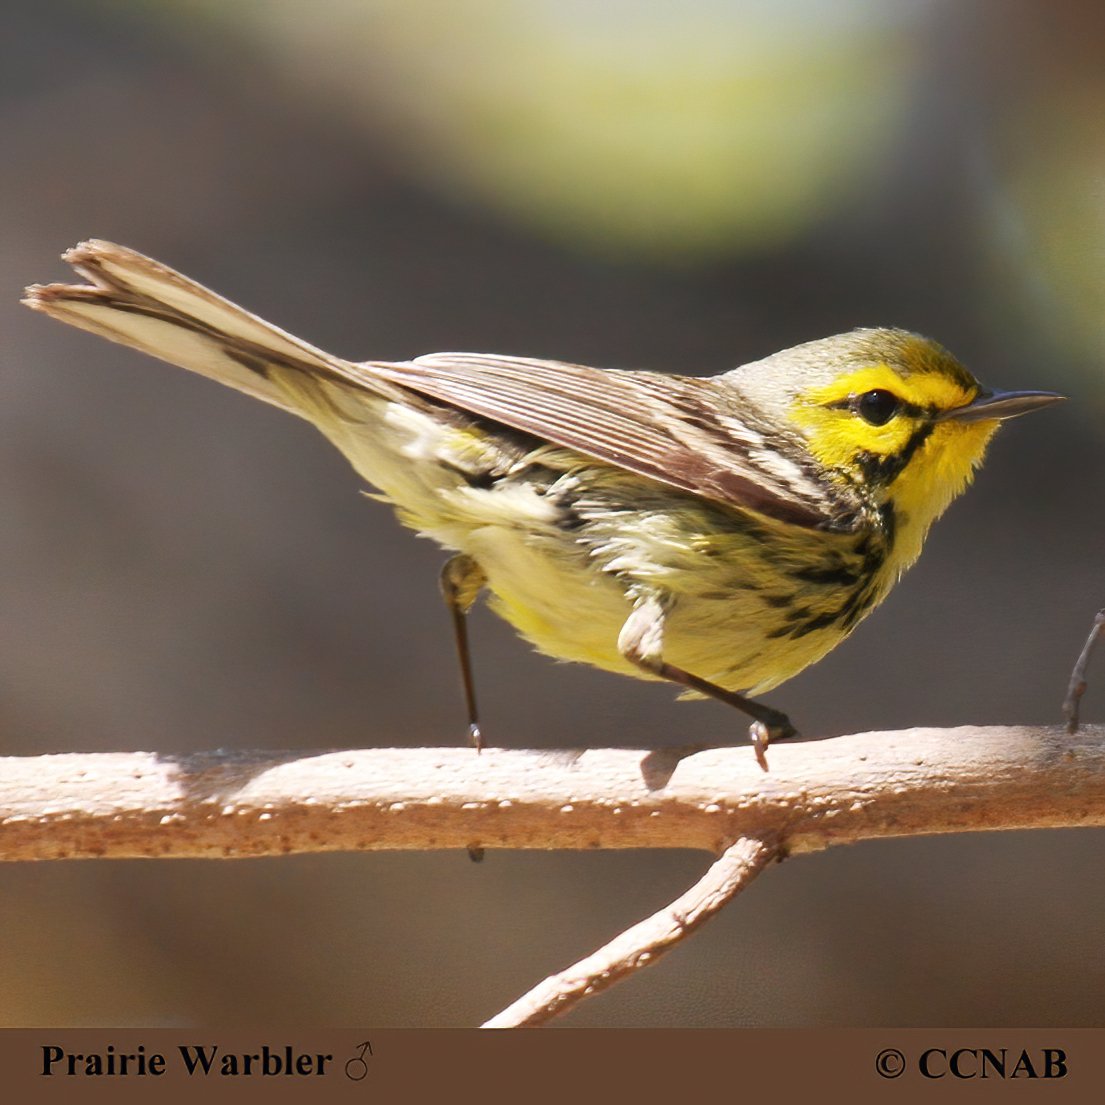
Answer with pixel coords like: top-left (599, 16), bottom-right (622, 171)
top-left (23, 242), bottom-right (1062, 757)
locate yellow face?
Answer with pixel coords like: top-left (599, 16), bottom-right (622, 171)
top-left (791, 354), bottom-right (1003, 566)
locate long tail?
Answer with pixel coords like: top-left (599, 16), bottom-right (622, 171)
top-left (22, 240), bottom-right (395, 418)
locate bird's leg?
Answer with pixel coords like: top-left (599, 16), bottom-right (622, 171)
top-left (617, 595), bottom-right (796, 770)
top-left (440, 554), bottom-right (488, 750)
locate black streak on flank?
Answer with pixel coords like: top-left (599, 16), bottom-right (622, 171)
top-left (761, 593), bottom-right (794, 609)
top-left (790, 561), bottom-right (860, 587)
top-left (783, 584), bottom-right (876, 640)
top-left (839, 583), bottom-right (878, 631)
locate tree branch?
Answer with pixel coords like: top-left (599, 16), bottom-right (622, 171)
top-left (4, 724), bottom-right (1102, 1025)
top-left (1, 725), bottom-right (1102, 862)
top-left (482, 834), bottom-right (779, 1027)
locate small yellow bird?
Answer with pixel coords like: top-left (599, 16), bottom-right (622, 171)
top-left (23, 241), bottom-right (1062, 757)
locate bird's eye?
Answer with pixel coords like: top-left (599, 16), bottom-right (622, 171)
top-left (854, 389), bottom-right (900, 426)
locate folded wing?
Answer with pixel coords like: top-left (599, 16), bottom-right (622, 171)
top-left (373, 353), bottom-right (846, 528)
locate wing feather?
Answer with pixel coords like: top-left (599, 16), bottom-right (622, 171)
top-left (371, 353), bottom-right (847, 528)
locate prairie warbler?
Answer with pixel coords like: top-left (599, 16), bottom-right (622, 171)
top-left (23, 242), bottom-right (1062, 757)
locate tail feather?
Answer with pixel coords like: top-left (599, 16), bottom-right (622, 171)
top-left (21, 240), bottom-right (384, 417)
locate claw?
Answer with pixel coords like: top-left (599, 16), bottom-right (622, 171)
top-left (749, 722), bottom-right (771, 772)
top-left (468, 722), bottom-right (483, 753)
top-left (749, 712), bottom-right (798, 772)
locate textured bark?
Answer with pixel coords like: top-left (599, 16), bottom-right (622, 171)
top-left (2, 726), bottom-right (1102, 862)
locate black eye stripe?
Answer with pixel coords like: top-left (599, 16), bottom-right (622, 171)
top-left (825, 392), bottom-right (929, 422)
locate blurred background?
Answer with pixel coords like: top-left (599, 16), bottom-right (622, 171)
top-left (2, 0), bottom-right (1103, 1026)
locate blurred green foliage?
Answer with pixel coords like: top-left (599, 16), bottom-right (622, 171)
top-left (136, 0), bottom-right (928, 257)
top-left (124, 0), bottom-right (1104, 367)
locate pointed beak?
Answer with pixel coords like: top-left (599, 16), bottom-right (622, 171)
top-left (937, 388), bottom-right (1066, 424)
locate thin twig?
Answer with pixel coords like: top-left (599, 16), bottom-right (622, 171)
top-left (1063, 609), bottom-right (1105, 733)
top-left (481, 835), bottom-right (778, 1027)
